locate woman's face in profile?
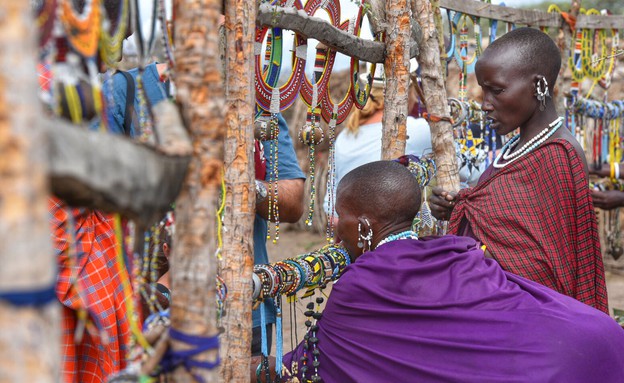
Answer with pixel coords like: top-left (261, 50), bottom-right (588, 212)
top-left (335, 191), bottom-right (362, 260)
top-left (475, 52), bottom-right (537, 135)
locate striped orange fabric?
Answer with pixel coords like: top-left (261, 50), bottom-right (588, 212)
top-left (50, 197), bottom-right (131, 382)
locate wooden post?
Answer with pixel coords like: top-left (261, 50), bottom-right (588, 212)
top-left (381, 0), bottom-right (412, 160)
top-left (555, 0), bottom-right (580, 115)
top-left (0, 2), bottom-right (60, 382)
top-left (219, 0), bottom-right (256, 380)
top-left (170, 0), bottom-right (224, 381)
top-left (413, 0), bottom-right (460, 192)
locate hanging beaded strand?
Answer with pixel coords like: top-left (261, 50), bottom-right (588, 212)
top-left (325, 105), bottom-right (339, 243)
top-left (266, 114), bottom-right (281, 243)
top-left (300, 109), bottom-right (325, 227)
top-left (130, 0), bottom-right (159, 143)
top-left (157, 0), bottom-right (176, 69)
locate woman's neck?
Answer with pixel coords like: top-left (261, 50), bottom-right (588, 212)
top-left (517, 109), bottom-right (559, 147)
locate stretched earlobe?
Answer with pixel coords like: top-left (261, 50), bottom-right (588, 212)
top-left (535, 76), bottom-right (550, 111)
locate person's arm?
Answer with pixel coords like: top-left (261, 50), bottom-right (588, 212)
top-left (258, 114), bottom-right (306, 223)
top-left (250, 356), bottom-right (278, 383)
top-left (591, 189), bottom-right (624, 210)
top-left (255, 178), bottom-right (304, 223)
top-left (589, 162), bottom-right (622, 180)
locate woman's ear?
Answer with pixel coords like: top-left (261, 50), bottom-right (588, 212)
top-left (357, 216), bottom-right (374, 252)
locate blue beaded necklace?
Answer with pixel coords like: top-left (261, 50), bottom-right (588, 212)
top-left (375, 230), bottom-right (419, 249)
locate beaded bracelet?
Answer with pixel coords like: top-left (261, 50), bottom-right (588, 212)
top-left (253, 265), bottom-right (273, 301)
top-left (283, 259), bottom-right (307, 293)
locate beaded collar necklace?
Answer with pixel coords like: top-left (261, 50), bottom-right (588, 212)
top-left (375, 230), bottom-right (419, 249)
top-left (493, 116), bottom-right (563, 169)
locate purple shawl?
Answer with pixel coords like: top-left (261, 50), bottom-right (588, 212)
top-left (283, 235), bottom-right (624, 382)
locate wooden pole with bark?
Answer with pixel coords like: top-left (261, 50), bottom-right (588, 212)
top-left (219, 0), bottom-right (256, 380)
top-left (413, 0), bottom-right (460, 192)
top-left (381, 0), bottom-right (412, 160)
top-left (169, 0), bottom-right (224, 381)
top-left (555, 0), bottom-right (580, 115)
top-left (0, 2), bottom-right (59, 382)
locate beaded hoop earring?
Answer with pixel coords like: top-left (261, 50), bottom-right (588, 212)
top-left (535, 77), bottom-right (550, 111)
top-left (357, 218), bottom-right (373, 252)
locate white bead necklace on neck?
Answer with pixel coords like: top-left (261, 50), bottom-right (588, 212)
top-left (493, 117), bottom-right (564, 169)
top-left (502, 117), bottom-right (563, 160)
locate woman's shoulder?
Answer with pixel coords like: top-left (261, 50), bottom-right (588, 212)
top-left (544, 130), bottom-right (589, 176)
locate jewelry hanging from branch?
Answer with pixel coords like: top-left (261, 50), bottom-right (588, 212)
top-left (130, 0), bottom-right (159, 143)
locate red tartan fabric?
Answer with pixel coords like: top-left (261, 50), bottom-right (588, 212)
top-left (449, 139), bottom-right (608, 313)
top-left (50, 197), bottom-right (130, 383)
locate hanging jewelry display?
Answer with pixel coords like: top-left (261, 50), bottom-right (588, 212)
top-left (299, 109), bottom-right (325, 227)
top-left (99, 0), bottom-right (129, 67)
top-left (54, 0), bottom-right (104, 122)
top-left (59, 0), bottom-right (101, 59)
top-left (254, 5), bottom-right (306, 113)
top-left (35, 0), bottom-right (57, 49)
top-left (255, 26), bottom-right (285, 243)
top-left (129, 0), bottom-right (159, 143)
top-left (157, 0), bottom-right (176, 69)
top-left (255, 1), bottom-right (308, 242)
top-left (295, 0), bottom-right (344, 229)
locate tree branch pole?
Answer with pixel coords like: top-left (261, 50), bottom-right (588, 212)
top-left (170, 0), bottom-right (224, 381)
top-left (0, 2), bottom-right (59, 382)
top-left (414, 0), bottom-right (460, 192)
top-left (555, 0), bottom-right (580, 115)
top-left (218, 0), bottom-right (256, 380)
top-left (257, 4), bottom-right (419, 63)
top-left (381, 0), bottom-right (412, 160)
top-left (46, 102), bottom-right (192, 226)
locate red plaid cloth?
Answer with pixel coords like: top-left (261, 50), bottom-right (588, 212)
top-left (38, 63), bottom-right (52, 92)
top-left (449, 139), bottom-right (608, 313)
top-left (50, 197), bottom-right (130, 383)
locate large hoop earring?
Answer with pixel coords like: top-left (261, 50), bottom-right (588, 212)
top-left (357, 219), bottom-right (373, 252)
top-left (535, 77), bottom-right (550, 111)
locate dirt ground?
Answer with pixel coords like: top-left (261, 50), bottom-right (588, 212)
top-left (268, 227), bottom-right (624, 353)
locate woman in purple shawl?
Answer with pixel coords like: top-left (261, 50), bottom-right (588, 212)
top-left (252, 160), bottom-right (624, 383)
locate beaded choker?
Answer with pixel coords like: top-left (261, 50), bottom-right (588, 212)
top-left (375, 230), bottom-right (419, 249)
top-left (493, 117), bottom-right (563, 169)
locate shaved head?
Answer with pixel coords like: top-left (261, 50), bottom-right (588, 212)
top-left (483, 27), bottom-right (561, 90)
top-left (337, 161), bottom-right (421, 226)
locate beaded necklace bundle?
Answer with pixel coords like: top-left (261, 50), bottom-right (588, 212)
top-left (34, 0), bottom-right (57, 49)
top-left (129, 0), bottom-right (160, 143)
top-left (254, 1), bottom-right (376, 237)
top-left (493, 117), bottom-right (564, 169)
top-left (253, 244), bottom-right (350, 381)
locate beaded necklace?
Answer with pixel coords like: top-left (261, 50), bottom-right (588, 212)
top-left (254, 3), bottom-right (306, 115)
top-left (493, 117), bottom-right (563, 169)
top-left (35, 0), bottom-right (57, 48)
top-left (157, 0), bottom-right (175, 68)
top-left (99, 0), bottom-right (128, 67)
top-left (502, 117), bottom-right (563, 160)
top-left (375, 230), bottom-right (419, 249)
top-left (59, 0), bottom-right (101, 59)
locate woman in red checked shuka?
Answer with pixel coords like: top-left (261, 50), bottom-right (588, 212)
top-left (429, 27), bottom-right (608, 314)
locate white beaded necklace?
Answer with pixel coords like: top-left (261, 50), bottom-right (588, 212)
top-left (493, 117), bottom-right (563, 169)
top-left (375, 230), bottom-right (419, 249)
